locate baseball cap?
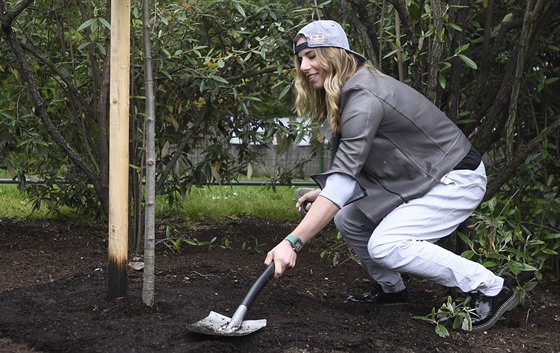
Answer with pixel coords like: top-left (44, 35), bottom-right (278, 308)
top-left (293, 20), bottom-right (367, 63)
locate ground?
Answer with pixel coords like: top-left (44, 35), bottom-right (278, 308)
top-left (0, 216), bottom-right (558, 353)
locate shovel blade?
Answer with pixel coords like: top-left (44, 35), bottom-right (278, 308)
top-left (188, 311), bottom-right (267, 336)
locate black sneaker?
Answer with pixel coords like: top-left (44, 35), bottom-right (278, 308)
top-left (470, 282), bottom-right (519, 332)
top-left (346, 283), bottom-right (408, 305)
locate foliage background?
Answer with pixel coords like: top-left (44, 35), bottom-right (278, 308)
top-left (0, 0), bottom-right (558, 278)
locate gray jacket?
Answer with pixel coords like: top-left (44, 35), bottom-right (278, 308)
top-left (311, 67), bottom-right (472, 224)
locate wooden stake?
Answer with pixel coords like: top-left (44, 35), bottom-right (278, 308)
top-left (108, 0), bottom-right (131, 300)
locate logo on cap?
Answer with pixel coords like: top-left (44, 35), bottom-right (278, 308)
top-left (309, 35), bottom-right (325, 45)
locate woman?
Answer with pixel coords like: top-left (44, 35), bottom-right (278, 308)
top-left (264, 19), bottom-right (518, 332)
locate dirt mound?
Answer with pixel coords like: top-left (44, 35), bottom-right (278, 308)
top-left (0, 217), bottom-right (558, 352)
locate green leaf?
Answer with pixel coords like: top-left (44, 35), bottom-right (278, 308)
top-left (507, 260), bottom-right (538, 275)
top-left (522, 281), bottom-right (538, 292)
top-left (98, 17), bottom-right (110, 30)
top-left (77, 18), bottom-right (96, 32)
top-left (486, 197), bottom-right (498, 212)
top-left (435, 324), bottom-right (450, 338)
top-left (448, 23), bottom-right (462, 31)
top-left (210, 75), bottom-right (229, 84)
top-left (452, 315), bottom-right (464, 329)
top-left (411, 315), bottom-right (436, 323)
top-left (277, 84), bottom-right (291, 100)
top-left (234, 2), bottom-right (246, 18)
top-left (458, 54), bottom-right (478, 69)
top-left (460, 250), bottom-right (475, 260)
top-left (456, 43), bottom-right (470, 54)
top-left (424, 26), bottom-right (435, 37)
top-left (456, 118), bottom-right (477, 125)
top-left (482, 260), bottom-right (499, 268)
top-left (438, 75), bottom-right (447, 89)
top-left (382, 49), bottom-right (400, 59)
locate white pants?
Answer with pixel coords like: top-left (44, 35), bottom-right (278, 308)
top-left (335, 162), bottom-right (504, 296)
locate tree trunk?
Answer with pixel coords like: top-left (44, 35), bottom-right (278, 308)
top-left (505, 0), bottom-right (543, 160)
top-left (142, 0), bottom-right (156, 307)
top-left (425, 0), bottom-right (444, 103)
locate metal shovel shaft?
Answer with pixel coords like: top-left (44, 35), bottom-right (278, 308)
top-left (225, 262), bottom-right (275, 331)
top-left (224, 305), bottom-right (248, 332)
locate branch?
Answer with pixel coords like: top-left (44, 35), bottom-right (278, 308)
top-left (445, 0), bottom-right (470, 121)
top-left (155, 129), bottom-right (195, 193)
top-left (224, 66), bottom-right (283, 82)
top-left (0, 0), bottom-right (34, 28)
top-left (469, 62), bottom-right (515, 152)
top-left (389, 0), bottom-right (417, 43)
top-left (425, 0), bottom-right (444, 102)
top-left (468, 1), bottom-right (554, 150)
top-left (17, 41), bottom-right (94, 117)
top-left (465, 18), bottom-right (523, 122)
top-left (389, 0), bottom-right (422, 87)
top-left (2, 24), bottom-right (97, 184)
top-left (505, 0), bottom-right (544, 157)
top-left (348, 0), bottom-right (381, 67)
top-left (2, 1), bottom-right (98, 165)
top-left (484, 118), bottom-right (560, 201)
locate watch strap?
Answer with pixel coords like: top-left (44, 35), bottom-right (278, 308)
top-left (284, 234), bottom-right (304, 253)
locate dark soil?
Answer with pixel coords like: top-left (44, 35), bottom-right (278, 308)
top-left (0, 216), bottom-right (558, 353)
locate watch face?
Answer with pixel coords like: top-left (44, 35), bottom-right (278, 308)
top-left (293, 239), bottom-right (304, 252)
top-left (286, 235), bottom-right (304, 253)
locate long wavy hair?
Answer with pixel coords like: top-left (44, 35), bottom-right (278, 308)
top-left (292, 46), bottom-right (379, 134)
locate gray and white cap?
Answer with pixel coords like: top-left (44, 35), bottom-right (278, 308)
top-left (293, 20), bottom-right (367, 63)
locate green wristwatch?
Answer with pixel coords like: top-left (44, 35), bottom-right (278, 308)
top-left (284, 234), bottom-right (304, 253)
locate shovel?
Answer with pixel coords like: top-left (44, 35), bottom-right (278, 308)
top-left (187, 262), bottom-right (275, 336)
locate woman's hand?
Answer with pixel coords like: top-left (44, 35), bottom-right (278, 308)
top-left (297, 189), bottom-right (321, 212)
top-left (264, 240), bottom-right (297, 278)
top-left (265, 195), bottom-right (340, 278)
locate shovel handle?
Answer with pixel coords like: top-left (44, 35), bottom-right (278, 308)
top-left (240, 262), bottom-right (275, 309)
top-left (300, 201), bottom-right (312, 219)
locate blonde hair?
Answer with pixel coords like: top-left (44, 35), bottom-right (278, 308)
top-left (293, 47), bottom-right (379, 133)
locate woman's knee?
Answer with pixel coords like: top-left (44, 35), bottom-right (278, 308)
top-left (368, 238), bottom-right (407, 269)
top-left (334, 205), bottom-right (371, 237)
